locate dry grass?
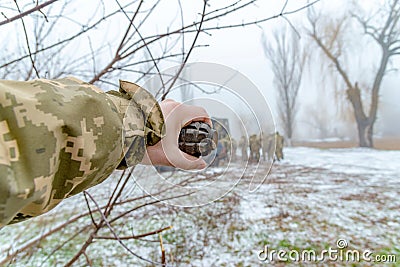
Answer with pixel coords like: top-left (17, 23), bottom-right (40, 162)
top-left (293, 137), bottom-right (400, 150)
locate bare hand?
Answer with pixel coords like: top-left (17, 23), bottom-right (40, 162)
top-left (141, 99), bottom-right (212, 170)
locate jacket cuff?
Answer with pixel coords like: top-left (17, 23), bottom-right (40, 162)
top-left (119, 80), bottom-right (165, 146)
top-left (106, 80), bottom-right (165, 169)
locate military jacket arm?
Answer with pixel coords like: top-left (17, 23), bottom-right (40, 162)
top-left (0, 77), bottom-right (164, 226)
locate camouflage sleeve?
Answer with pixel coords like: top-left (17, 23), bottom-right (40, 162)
top-left (106, 80), bottom-right (165, 169)
top-left (0, 77), bottom-right (164, 227)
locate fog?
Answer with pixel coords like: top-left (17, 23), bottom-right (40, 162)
top-left (189, 0), bottom-right (400, 141)
top-left (1, 1), bottom-right (400, 265)
top-left (1, 0), bottom-right (399, 143)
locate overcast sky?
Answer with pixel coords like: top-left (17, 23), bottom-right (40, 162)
top-left (185, 0), bottom-right (400, 138)
top-left (1, 0), bottom-right (399, 138)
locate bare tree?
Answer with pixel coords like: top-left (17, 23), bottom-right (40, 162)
top-left (262, 26), bottom-right (306, 145)
top-left (0, 0), bottom-right (319, 95)
top-left (307, 0), bottom-right (400, 147)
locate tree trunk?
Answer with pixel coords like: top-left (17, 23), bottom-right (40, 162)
top-left (286, 109), bottom-right (293, 146)
top-left (347, 83), bottom-right (374, 148)
top-left (357, 119), bottom-right (373, 147)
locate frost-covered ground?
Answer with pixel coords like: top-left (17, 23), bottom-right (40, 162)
top-left (1, 147), bottom-right (399, 266)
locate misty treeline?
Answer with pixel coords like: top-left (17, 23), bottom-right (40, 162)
top-left (262, 27), bottom-right (306, 146)
top-left (0, 0), bottom-right (319, 266)
top-left (263, 0), bottom-right (400, 147)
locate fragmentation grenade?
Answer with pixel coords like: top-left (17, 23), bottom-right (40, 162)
top-left (178, 121), bottom-right (218, 158)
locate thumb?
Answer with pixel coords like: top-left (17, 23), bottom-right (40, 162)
top-left (163, 142), bottom-right (207, 170)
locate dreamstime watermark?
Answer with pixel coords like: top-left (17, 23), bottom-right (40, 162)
top-left (257, 239), bottom-right (397, 263)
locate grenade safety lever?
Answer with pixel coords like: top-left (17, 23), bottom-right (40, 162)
top-left (178, 121), bottom-right (218, 158)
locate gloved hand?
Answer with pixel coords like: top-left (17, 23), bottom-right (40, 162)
top-left (141, 99), bottom-right (212, 170)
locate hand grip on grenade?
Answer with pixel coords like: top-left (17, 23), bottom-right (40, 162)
top-left (178, 122), bottom-right (218, 158)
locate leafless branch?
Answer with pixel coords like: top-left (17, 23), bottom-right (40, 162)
top-left (306, 0), bottom-right (400, 147)
top-left (161, 0), bottom-right (207, 100)
top-left (70, 191), bottom-right (160, 266)
top-left (14, 0), bottom-right (40, 78)
top-left (95, 225), bottom-right (172, 240)
top-left (263, 25), bottom-right (305, 142)
top-left (83, 191), bottom-right (98, 228)
top-left (0, 0), bottom-right (58, 26)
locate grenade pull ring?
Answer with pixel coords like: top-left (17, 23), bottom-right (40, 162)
top-left (178, 121), bottom-right (218, 158)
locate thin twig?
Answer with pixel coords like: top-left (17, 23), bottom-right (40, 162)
top-left (14, 0), bottom-right (40, 78)
top-left (280, 0), bottom-right (289, 14)
top-left (82, 252), bottom-right (93, 267)
top-left (38, 225), bottom-right (91, 267)
top-left (115, 0), bottom-right (166, 91)
top-left (95, 225), bottom-right (173, 240)
top-left (0, 193), bottom-right (154, 265)
top-left (159, 233), bottom-right (166, 266)
top-left (0, 0), bottom-right (58, 26)
top-left (84, 191), bottom-right (161, 265)
top-left (83, 191), bottom-right (98, 228)
top-left (105, 168), bottom-right (133, 217)
top-left (161, 0), bottom-right (207, 100)
top-left (0, 2), bottom-right (137, 69)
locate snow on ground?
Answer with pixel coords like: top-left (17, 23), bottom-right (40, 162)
top-left (233, 147), bottom-right (400, 265)
top-left (1, 147), bottom-right (399, 266)
top-left (283, 147), bottom-right (400, 176)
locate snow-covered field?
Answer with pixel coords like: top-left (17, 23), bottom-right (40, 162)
top-left (1, 147), bottom-right (399, 266)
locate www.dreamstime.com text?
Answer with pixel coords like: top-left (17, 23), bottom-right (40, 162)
top-left (257, 239), bottom-right (397, 263)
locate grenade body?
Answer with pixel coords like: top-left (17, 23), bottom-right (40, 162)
top-left (178, 122), bottom-right (218, 158)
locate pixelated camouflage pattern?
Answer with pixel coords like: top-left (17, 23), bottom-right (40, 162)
top-left (107, 80), bottom-right (165, 168)
top-left (275, 132), bottom-right (284, 161)
top-left (0, 77), bottom-right (164, 227)
top-left (249, 134), bottom-right (261, 162)
top-left (239, 136), bottom-right (248, 161)
top-left (262, 133), bottom-right (275, 161)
